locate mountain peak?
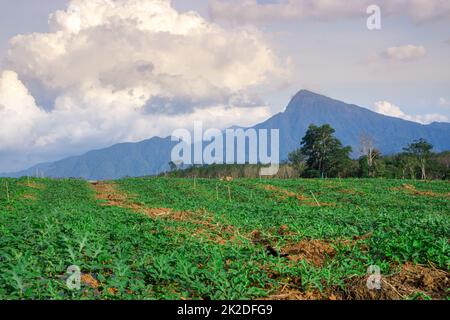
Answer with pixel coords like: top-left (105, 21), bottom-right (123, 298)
top-left (286, 89), bottom-right (335, 112)
top-left (295, 89), bottom-right (318, 96)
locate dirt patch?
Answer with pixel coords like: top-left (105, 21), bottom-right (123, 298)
top-left (107, 287), bottom-right (119, 295)
top-left (260, 184), bottom-right (335, 207)
top-left (263, 185), bottom-right (297, 198)
top-left (91, 182), bottom-right (130, 207)
top-left (391, 184), bottom-right (446, 197)
top-left (142, 207), bottom-right (174, 218)
top-left (250, 230), bottom-right (286, 257)
top-left (189, 212), bottom-right (238, 244)
top-left (91, 182), bottom-right (239, 246)
top-left (252, 227), bottom-right (371, 265)
top-left (251, 230), bottom-right (342, 265)
top-left (165, 213), bottom-right (238, 246)
top-left (282, 239), bottom-right (336, 267)
top-left (80, 273), bottom-right (120, 296)
top-left (22, 194), bottom-right (37, 200)
top-left (81, 273), bottom-right (100, 289)
top-left (18, 181), bottom-right (45, 190)
top-left (341, 263), bottom-right (449, 300)
top-left (339, 189), bottom-right (365, 196)
top-left (91, 182), bottom-right (178, 218)
top-left (274, 225), bottom-right (292, 237)
top-left (263, 262), bottom-right (448, 301)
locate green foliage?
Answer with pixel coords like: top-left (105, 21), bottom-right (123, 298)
top-left (403, 139), bottom-right (434, 180)
top-left (290, 124), bottom-right (352, 178)
top-left (0, 177), bottom-right (448, 300)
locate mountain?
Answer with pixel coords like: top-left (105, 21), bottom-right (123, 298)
top-left (256, 90), bottom-right (450, 160)
top-left (3, 90), bottom-right (450, 180)
top-left (2, 137), bottom-right (177, 180)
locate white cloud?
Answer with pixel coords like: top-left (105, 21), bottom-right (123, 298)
top-left (0, 70), bottom-right (46, 150)
top-left (364, 45), bottom-right (427, 64)
top-left (380, 45), bottom-right (426, 62)
top-left (374, 101), bottom-right (448, 124)
top-left (0, 0), bottom-right (286, 171)
top-left (438, 97), bottom-right (450, 107)
top-left (208, 0), bottom-right (450, 24)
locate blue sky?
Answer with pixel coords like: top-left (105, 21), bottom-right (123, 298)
top-left (0, 0), bottom-right (449, 172)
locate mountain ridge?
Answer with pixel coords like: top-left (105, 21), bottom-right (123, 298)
top-left (3, 90), bottom-right (450, 180)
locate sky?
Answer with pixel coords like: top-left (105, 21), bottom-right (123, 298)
top-left (0, 0), bottom-right (449, 172)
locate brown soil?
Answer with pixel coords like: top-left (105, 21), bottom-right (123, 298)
top-left (339, 189), bottom-right (365, 195)
top-left (91, 182), bottom-right (130, 207)
top-left (91, 182), bottom-right (238, 245)
top-left (391, 184), bottom-right (447, 197)
top-left (81, 273), bottom-right (100, 289)
top-left (263, 262), bottom-right (448, 301)
top-left (142, 207), bottom-right (174, 218)
top-left (261, 184), bottom-right (335, 207)
top-left (107, 288), bottom-right (119, 295)
top-left (91, 182), bottom-right (180, 218)
top-left (250, 231), bottom-right (338, 265)
top-left (183, 212), bottom-right (238, 245)
top-left (22, 194), bottom-right (37, 200)
top-left (276, 225), bottom-right (291, 237)
top-left (341, 263), bottom-right (449, 300)
top-left (282, 239), bottom-right (336, 267)
top-left (263, 185), bottom-right (297, 198)
top-left (18, 181), bottom-right (45, 189)
top-left (81, 273), bottom-right (119, 296)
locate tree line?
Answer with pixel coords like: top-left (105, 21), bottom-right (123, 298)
top-left (167, 124), bottom-right (450, 180)
top-left (288, 124), bottom-right (449, 180)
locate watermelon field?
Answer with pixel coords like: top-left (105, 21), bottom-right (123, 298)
top-left (0, 177), bottom-right (448, 300)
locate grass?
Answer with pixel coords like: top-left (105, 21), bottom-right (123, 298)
top-left (0, 177), bottom-right (448, 300)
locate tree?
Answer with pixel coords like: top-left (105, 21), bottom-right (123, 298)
top-left (288, 148), bottom-right (306, 176)
top-left (359, 133), bottom-right (382, 177)
top-left (299, 124), bottom-right (352, 178)
top-left (403, 139), bottom-right (433, 180)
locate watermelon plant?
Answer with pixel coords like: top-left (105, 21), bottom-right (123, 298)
top-left (0, 177), bottom-right (448, 300)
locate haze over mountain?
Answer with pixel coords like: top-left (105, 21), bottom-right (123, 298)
top-left (3, 90), bottom-right (450, 180)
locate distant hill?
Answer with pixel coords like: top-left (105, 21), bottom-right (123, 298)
top-left (3, 137), bottom-right (177, 180)
top-left (3, 90), bottom-right (450, 180)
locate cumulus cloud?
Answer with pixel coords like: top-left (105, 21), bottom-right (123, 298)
top-left (374, 101), bottom-right (448, 124)
top-left (0, 71), bottom-right (46, 150)
top-left (208, 0), bottom-right (450, 24)
top-left (0, 0), bottom-right (286, 171)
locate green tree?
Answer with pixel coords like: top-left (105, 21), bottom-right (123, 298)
top-left (299, 124), bottom-right (352, 178)
top-left (403, 139), bottom-right (433, 180)
top-left (288, 148), bottom-right (306, 176)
